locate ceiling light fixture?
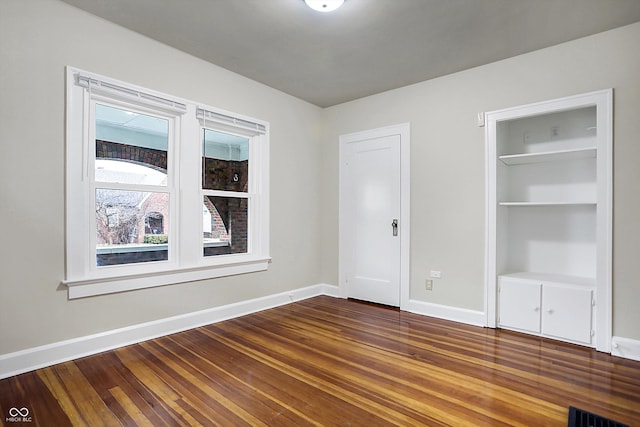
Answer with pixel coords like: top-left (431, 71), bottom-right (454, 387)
top-left (304, 0), bottom-right (345, 13)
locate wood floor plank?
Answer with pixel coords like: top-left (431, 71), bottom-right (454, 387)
top-left (226, 306), bottom-right (564, 425)
top-left (114, 346), bottom-right (202, 426)
top-left (0, 370), bottom-right (71, 427)
top-left (205, 319), bottom-right (503, 425)
top-left (136, 339), bottom-right (270, 426)
top-left (1, 296), bottom-right (639, 426)
top-left (108, 386), bottom-right (154, 426)
top-left (36, 367), bottom-right (84, 426)
top-left (198, 325), bottom-right (449, 426)
top-left (75, 351), bottom-right (180, 426)
top-left (164, 331), bottom-right (330, 426)
top-left (142, 337), bottom-right (308, 427)
top-left (38, 362), bottom-right (121, 426)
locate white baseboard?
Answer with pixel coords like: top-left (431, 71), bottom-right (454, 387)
top-left (7, 285), bottom-right (632, 381)
top-left (0, 283), bottom-right (339, 380)
top-left (611, 336), bottom-right (640, 362)
top-left (404, 299), bottom-right (486, 327)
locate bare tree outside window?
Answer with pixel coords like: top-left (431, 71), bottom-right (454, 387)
top-left (95, 190), bottom-right (145, 245)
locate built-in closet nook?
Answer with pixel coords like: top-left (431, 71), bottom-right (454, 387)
top-left (485, 90), bottom-right (612, 352)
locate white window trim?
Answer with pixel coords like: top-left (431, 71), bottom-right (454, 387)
top-left (63, 67), bottom-right (270, 299)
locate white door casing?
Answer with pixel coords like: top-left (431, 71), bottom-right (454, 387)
top-left (339, 123), bottom-right (410, 308)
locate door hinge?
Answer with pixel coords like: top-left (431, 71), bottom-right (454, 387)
top-left (592, 298), bottom-right (596, 307)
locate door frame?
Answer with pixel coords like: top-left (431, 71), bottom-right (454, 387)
top-left (338, 123), bottom-right (411, 309)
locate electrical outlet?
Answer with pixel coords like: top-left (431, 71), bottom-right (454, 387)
top-left (426, 280), bottom-right (433, 290)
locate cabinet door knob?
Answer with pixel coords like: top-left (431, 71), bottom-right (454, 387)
top-left (546, 308), bottom-right (554, 314)
top-left (533, 306), bottom-right (540, 312)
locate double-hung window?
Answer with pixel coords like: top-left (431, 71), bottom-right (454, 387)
top-left (65, 67), bottom-right (270, 298)
top-left (197, 108), bottom-right (268, 260)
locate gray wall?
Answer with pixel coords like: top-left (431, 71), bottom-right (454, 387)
top-left (1, 0), bottom-right (639, 358)
top-left (0, 0), bottom-right (324, 354)
top-left (321, 22), bottom-right (640, 340)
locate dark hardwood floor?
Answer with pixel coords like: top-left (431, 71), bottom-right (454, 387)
top-left (1, 295), bottom-right (639, 426)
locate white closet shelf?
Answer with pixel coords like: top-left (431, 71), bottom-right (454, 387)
top-left (498, 201), bottom-right (596, 206)
top-left (498, 147), bottom-right (596, 165)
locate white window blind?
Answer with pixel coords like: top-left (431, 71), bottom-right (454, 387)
top-left (197, 107), bottom-right (267, 135)
top-left (75, 73), bottom-right (187, 113)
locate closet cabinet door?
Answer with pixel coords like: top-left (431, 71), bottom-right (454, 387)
top-left (542, 285), bottom-right (593, 345)
top-left (498, 278), bottom-right (541, 334)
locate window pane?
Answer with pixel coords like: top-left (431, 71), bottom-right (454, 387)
top-left (96, 159), bottom-right (167, 186)
top-left (95, 104), bottom-right (169, 184)
top-left (203, 196), bottom-right (248, 256)
top-left (202, 129), bottom-right (249, 192)
top-left (96, 189), bottom-right (169, 266)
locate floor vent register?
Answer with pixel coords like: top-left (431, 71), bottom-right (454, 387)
top-left (568, 406), bottom-right (629, 427)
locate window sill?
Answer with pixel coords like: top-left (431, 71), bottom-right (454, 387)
top-left (96, 244), bottom-right (168, 254)
top-left (203, 240), bottom-right (230, 248)
top-left (63, 256), bottom-right (271, 299)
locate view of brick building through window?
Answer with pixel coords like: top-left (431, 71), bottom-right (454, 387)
top-left (95, 139), bottom-right (171, 266)
top-left (202, 153), bottom-right (249, 256)
top-left (95, 139), bottom-right (249, 264)
top-left (95, 140), bottom-right (171, 249)
top-left (93, 102), bottom-right (251, 266)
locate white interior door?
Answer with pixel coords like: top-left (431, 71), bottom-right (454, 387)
top-left (341, 134), bottom-right (401, 306)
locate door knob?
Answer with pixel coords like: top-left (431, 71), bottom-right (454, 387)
top-left (392, 219), bottom-right (398, 236)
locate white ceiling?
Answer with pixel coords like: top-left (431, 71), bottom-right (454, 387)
top-left (61, 0), bottom-right (640, 107)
